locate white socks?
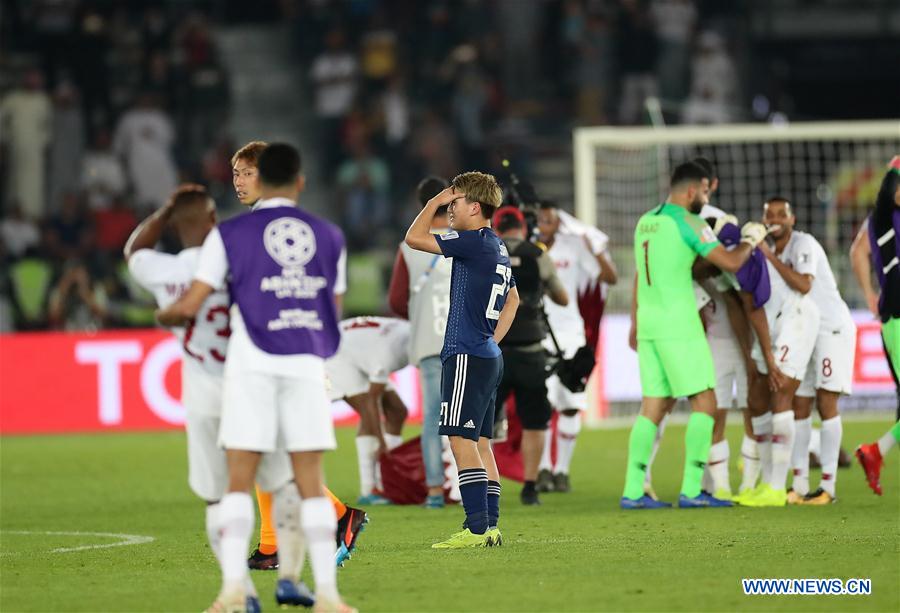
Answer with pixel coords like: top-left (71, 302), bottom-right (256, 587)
top-left (384, 433), bottom-right (403, 450)
top-left (355, 435), bottom-right (380, 496)
top-left (791, 416), bottom-right (812, 495)
top-left (739, 434), bottom-right (760, 492)
top-left (818, 416), bottom-right (842, 496)
top-left (273, 482), bottom-right (305, 582)
top-left (206, 502), bottom-right (258, 598)
top-left (301, 497), bottom-right (340, 604)
top-left (707, 440), bottom-right (731, 495)
top-left (538, 428), bottom-right (553, 472)
top-left (218, 493), bottom-right (254, 598)
top-left (555, 413), bottom-right (582, 475)
top-left (769, 412), bottom-right (795, 491)
top-left (205, 503), bottom-right (223, 566)
top-left (751, 413), bottom-right (774, 485)
top-left (878, 427), bottom-right (898, 457)
top-left (644, 414), bottom-right (668, 488)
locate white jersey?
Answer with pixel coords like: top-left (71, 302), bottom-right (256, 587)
top-left (557, 210), bottom-right (611, 296)
top-left (776, 230), bottom-right (853, 331)
top-left (762, 259), bottom-right (798, 331)
top-left (543, 233), bottom-right (600, 341)
top-left (334, 316), bottom-right (410, 383)
top-left (703, 276), bottom-right (736, 343)
top-left (128, 247), bottom-right (230, 377)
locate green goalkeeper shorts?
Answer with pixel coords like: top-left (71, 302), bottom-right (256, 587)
top-left (637, 336), bottom-right (716, 399)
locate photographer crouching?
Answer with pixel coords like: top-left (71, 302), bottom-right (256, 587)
top-left (492, 206), bottom-right (568, 505)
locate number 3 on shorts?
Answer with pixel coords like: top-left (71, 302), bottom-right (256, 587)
top-left (486, 264), bottom-right (511, 320)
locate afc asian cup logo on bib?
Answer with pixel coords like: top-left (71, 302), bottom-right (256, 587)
top-left (263, 217), bottom-right (316, 269)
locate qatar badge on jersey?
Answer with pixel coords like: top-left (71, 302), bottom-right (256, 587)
top-left (700, 225), bottom-right (718, 244)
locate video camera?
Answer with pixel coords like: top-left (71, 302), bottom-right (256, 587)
top-left (500, 159), bottom-right (542, 240)
top-left (498, 159), bottom-right (597, 393)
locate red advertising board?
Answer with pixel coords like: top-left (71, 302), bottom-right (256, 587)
top-left (1, 330), bottom-right (186, 434)
top-left (0, 329), bottom-right (424, 435)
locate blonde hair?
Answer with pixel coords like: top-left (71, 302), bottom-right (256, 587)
top-left (452, 171), bottom-right (503, 219)
top-left (231, 141), bottom-right (268, 168)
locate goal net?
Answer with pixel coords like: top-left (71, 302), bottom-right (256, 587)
top-left (574, 120), bottom-right (900, 313)
top-left (573, 120), bottom-right (900, 419)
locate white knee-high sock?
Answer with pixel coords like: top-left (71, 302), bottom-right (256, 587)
top-left (538, 427), bottom-right (554, 471)
top-left (555, 413), bottom-right (581, 474)
top-left (209, 502), bottom-right (257, 597)
top-left (769, 412), bottom-right (795, 491)
top-left (205, 503), bottom-right (223, 565)
top-left (819, 416), bottom-right (842, 496)
top-left (751, 413), bottom-right (774, 485)
top-left (644, 414), bottom-right (668, 487)
top-left (791, 416), bottom-right (812, 495)
top-left (301, 497), bottom-right (340, 604)
top-left (218, 492), bottom-right (254, 597)
top-left (708, 440), bottom-right (731, 495)
top-left (739, 434), bottom-right (760, 492)
top-left (273, 482), bottom-right (305, 582)
top-left (355, 435), bottom-right (379, 496)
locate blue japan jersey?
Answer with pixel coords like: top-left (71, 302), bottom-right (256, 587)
top-left (435, 227), bottom-right (516, 362)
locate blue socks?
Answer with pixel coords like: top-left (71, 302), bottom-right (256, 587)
top-left (458, 468), bottom-right (489, 535)
top-left (487, 480), bottom-right (501, 528)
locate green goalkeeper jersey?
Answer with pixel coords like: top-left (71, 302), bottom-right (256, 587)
top-left (634, 203), bottom-right (720, 340)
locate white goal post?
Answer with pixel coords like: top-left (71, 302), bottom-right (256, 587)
top-left (574, 120), bottom-right (900, 308)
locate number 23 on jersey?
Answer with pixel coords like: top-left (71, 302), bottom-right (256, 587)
top-left (486, 264), bottom-right (511, 320)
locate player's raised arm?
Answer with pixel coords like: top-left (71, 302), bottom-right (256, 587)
top-left (581, 234), bottom-right (618, 285)
top-left (493, 285), bottom-right (519, 344)
top-left (760, 239), bottom-right (812, 294)
top-left (124, 207), bottom-right (170, 260)
top-left (405, 187), bottom-right (461, 254)
top-left (703, 222), bottom-right (768, 273)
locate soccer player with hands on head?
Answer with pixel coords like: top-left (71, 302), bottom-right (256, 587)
top-left (406, 173), bottom-right (519, 548)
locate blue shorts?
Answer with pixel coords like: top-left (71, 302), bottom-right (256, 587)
top-left (439, 354), bottom-right (503, 441)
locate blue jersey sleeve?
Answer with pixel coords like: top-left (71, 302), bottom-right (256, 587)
top-left (435, 230), bottom-right (482, 259)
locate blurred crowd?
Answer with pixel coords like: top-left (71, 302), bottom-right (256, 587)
top-left (0, 0), bottom-right (743, 332)
top-left (294, 0), bottom-right (740, 248)
top-left (0, 1), bottom-right (230, 332)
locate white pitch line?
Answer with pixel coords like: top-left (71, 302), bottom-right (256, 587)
top-left (4, 530), bottom-right (155, 553)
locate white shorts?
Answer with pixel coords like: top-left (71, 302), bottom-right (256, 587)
top-left (797, 315), bottom-right (857, 397)
top-left (544, 332), bottom-right (588, 411)
top-left (185, 410), bottom-right (227, 501)
top-left (183, 359), bottom-right (223, 417)
top-left (183, 366), bottom-right (292, 499)
top-left (753, 295), bottom-right (820, 381)
top-left (325, 354), bottom-right (394, 401)
top-left (709, 342), bottom-right (747, 409)
top-left (221, 371), bottom-right (337, 454)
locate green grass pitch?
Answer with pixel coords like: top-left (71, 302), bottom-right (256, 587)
top-left (2, 420), bottom-right (898, 612)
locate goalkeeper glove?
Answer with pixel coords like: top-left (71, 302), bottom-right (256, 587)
top-left (713, 214), bottom-right (739, 236)
top-left (740, 222), bottom-right (768, 248)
